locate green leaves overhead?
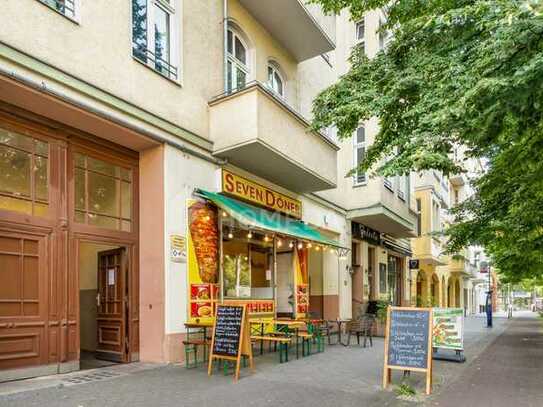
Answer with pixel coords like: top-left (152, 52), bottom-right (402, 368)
top-left (309, 0), bottom-right (543, 281)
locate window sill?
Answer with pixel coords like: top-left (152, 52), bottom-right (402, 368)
top-left (384, 183), bottom-right (394, 193)
top-left (398, 193), bottom-right (406, 202)
top-left (353, 181), bottom-right (368, 189)
top-left (132, 56), bottom-right (182, 87)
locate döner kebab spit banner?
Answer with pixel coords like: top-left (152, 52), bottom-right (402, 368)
top-left (432, 308), bottom-right (464, 351)
top-left (187, 199), bottom-right (219, 324)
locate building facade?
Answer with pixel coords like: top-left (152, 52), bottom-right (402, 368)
top-left (0, 0), bottom-right (478, 382)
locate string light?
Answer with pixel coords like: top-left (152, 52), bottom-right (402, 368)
top-left (297, 242), bottom-right (303, 250)
top-left (222, 211), bottom-right (227, 218)
top-left (307, 243), bottom-right (312, 249)
top-left (247, 231), bottom-right (253, 239)
top-left (228, 230), bottom-right (234, 239)
top-left (289, 241), bottom-right (294, 249)
top-left (277, 239), bottom-right (283, 247)
top-left (315, 246), bottom-right (321, 251)
top-left (264, 235), bottom-right (270, 242)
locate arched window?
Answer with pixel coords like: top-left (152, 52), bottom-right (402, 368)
top-left (267, 63), bottom-right (284, 97)
top-left (227, 28), bottom-right (249, 92)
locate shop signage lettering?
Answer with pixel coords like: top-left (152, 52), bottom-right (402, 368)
top-left (351, 222), bottom-right (381, 245)
top-left (222, 169), bottom-right (302, 218)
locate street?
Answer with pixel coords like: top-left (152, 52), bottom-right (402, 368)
top-left (2, 314), bottom-right (539, 407)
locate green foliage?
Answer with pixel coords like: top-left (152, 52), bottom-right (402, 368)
top-left (376, 299), bottom-right (390, 323)
top-left (396, 383), bottom-right (417, 397)
top-left (309, 0), bottom-right (543, 281)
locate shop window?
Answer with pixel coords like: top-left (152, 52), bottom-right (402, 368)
top-left (226, 27), bottom-right (249, 93)
top-left (222, 228), bottom-right (273, 299)
top-left (416, 198), bottom-right (422, 236)
top-left (379, 262), bottom-right (387, 294)
top-left (387, 256), bottom-right (399, 305)
top-left (74, 152), bottom-right (133, 232)
top-left (367, 247), bottom-right (376, 300)
top-left (0, 127), bottom-right (49, 217)
top-left (132, 0), bottom-right (179, 81)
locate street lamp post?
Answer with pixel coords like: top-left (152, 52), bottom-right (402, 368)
top-left (486, 265), bottom-right (493, 328)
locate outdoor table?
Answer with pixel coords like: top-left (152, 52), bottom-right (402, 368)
top-left (328, 319), bottom-right (351, 346)
top-left (250, 319), bottom-right (306, 359)
top-left (184, 321), bottom-right (213, 362)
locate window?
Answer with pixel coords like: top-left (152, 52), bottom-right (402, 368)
top-left (378, 17), bottom-right (391, 50)
top-left (416, 199), bottom-right (422, 236)
top-left (432, 200), bottom-right (441, 232)
top-left (267, 64), bottom-right (284, 97)
top-left (74, 152), bottom-right (133, 232)
top-left (454, 189), bottom-right (459, 205)
top-left (379, 263), bottom-right (387, 294)
top-left (353, 127), bottom-right (366, 185)
top-left (39, 0), bottom-right (77, 20)
top-left (227, 28), bottom-right (249, 93)
top-left (398, 175), bottom-right (407, 200)
top-left (355, 19), bottom-right (365, 42)
top-left (132, 0), bottom-right (179, 81)
top-left (0, 127), bottom-right (49, 217)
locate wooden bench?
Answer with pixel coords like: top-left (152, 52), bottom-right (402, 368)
top-left (182, 339), bottom-right (210, 368)
top-left (250, 335), bottom-right (292, 363)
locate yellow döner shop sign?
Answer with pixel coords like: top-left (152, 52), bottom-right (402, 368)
top-left (222, 170), bottom-right (302, 219)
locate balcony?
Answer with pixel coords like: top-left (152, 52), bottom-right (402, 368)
top-left (449, 172), bottom-right (467, 186)
top-left (347, 185), bottom-right (418, 239)
top-left (208, 82), bottom-right (338, 193)
top-left (237, 0), bottom-right (335, 61)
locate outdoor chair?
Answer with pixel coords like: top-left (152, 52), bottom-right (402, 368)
top-left (346, 315), bottom-right (374, 347)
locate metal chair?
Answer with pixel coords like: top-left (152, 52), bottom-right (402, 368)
top-left (346, 314), bottom-right (374, 347)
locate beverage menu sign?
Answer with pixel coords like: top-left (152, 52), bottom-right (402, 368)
top-left (212, 305), bottom-right (244, 357)
top-left (387, 309), bottom-right (431, 369)
top-left (383, 307), bottom-right (433, 395)
top-left (432, 308), bottom-right (464, 351)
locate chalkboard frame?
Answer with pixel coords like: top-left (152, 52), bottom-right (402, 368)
top-left (207, 304), bottom-right (254, 382)
top-left (383, 306), bottom-right (433, 395)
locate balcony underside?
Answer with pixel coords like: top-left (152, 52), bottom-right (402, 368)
top-left (347, 204), bottom-right (417, 239)
top-left (238, 0), bottom-right (335, 61)
top-left (214, 140), bottom-right (336, 193)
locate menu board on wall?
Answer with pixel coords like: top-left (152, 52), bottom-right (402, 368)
top-left (383, 307), bottom-right (433, 395)
top-left (432, 308), bottom-right (464, 351)
top-left (187, 199), bottom-right (219, 324)
top-left (294, 248), bottom-right (309, 318)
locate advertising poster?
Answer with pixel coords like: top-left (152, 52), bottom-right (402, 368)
top-left (187, 199), bottom-right (219, 323)
top-left (294, 247), bottom-right (309, 318)
top-left (432, 308), bottom-right (464, 350)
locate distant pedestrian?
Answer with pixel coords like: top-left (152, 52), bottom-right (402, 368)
top-left (507, 303), bottom-right (513, 319)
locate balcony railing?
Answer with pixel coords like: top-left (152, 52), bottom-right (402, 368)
top-left (39, 0), bottom-right (75, 19)
top-left (132, 44), bottom-right (178, 81)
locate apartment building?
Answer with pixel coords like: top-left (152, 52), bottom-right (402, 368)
top-left (0, 0), bottom-right (357, 380)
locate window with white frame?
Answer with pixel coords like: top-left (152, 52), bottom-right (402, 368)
top-left (267, 63), bottom-right (284, 98)
top-left (353, 127), bottom-right (366, 185)
top-left (378, 17), bottom-right (391, 50)
top-left (355, 19), bottom-right (365, 42)
top-left (383, 151), bottom-right (394, 191)
top-left (227, 28), bottom-right (249, 93)
top-left (132, 0), bottom-right (179, 81)
top-left (38, 0), bottom-right (77, 20)
top-left (398, 175), bottom-right (407, 200)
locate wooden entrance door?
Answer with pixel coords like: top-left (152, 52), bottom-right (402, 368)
top-left (95, 248), bottom-right (128, 362)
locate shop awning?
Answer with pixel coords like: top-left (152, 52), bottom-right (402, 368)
top-left (196, 189), bottom-right (347, 250)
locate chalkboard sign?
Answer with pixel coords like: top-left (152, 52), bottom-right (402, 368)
top-left (388, 309), bottom-right (430, 369)
top-left (208, 304), bottom-right (254, 382)
top-left (383, 307), bottom-right (433, 395)
top-left (212, 305), bottom-right (244, 357)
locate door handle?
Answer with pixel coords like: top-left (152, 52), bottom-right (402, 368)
top-left (96, 292), bottom-right (101, 308)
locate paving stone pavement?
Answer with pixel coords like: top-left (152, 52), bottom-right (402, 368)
top-left (425, 313), bottom-right (543, 407)
top-left (0, 316), bottom-right (513, 407)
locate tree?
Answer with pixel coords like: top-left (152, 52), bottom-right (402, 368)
top-left (309, 0), bottom-right (543, 282)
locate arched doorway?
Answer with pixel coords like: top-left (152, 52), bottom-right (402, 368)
top-left (448, 276), bottom-right (455, 307)
top-left (441, 276), bottom-right (446, 307)
top-left (430, 273), bottom-right (439, 307)
top-left (455, 279), bottom-right (461, 309)
top-left (416, 272), bottom-right (427, 307)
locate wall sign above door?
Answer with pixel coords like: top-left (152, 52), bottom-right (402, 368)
top-left (351, 222), bottom-right (381, 246)
top-left (221, 169), bottom-right (302, 219)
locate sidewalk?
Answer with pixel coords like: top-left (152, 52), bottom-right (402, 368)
top-left (426, 313), bottom-right (543, 407)
top-left (0, 316), bottom-right (510, 407)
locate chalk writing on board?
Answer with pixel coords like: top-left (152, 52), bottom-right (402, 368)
top-left (212, 306), bottom-right (243, 357)
top-left (387, 309), bottom-right (430, 369)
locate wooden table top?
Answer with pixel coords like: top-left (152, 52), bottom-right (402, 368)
top-left (184, 322), bottom-right (213, 328)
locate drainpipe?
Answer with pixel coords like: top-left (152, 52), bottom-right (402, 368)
top-left (223, 0), bottom-right (228, 92)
